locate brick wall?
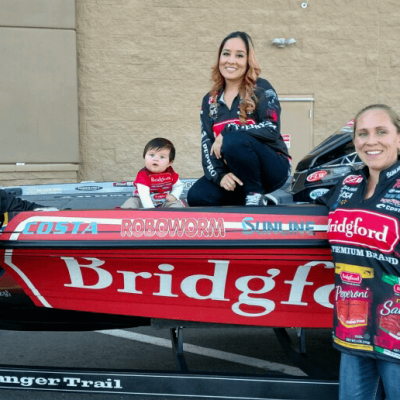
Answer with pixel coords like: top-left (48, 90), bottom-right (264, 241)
top-left (76, 0), bottom-right (400, 181)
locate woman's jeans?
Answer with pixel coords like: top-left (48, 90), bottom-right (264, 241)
top-left (339, 353), bottom-right (400, 400)
top-left (188, 133), bottom-right (290, 206)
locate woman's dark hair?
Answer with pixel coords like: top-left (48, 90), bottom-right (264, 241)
top-left (143, 137), bottom-right (175, 161)
top-left (353, 104), bottom-right (400, 139)
top-left (209, 31), bottom-right (261, 124)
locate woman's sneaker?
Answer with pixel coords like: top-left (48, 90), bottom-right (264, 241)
top-left (245, 192), bottom-right (269, 206)
top-left (245, 192), bottom-right (279, 206)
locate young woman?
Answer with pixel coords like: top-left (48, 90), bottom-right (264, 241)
top-left (319, 104), bottom-right (400, 399)
top-left (187, 31), bottom-right (290, 207)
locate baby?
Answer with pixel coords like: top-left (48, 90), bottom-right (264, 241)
top-left (121, 138), bottom-right (184, 209)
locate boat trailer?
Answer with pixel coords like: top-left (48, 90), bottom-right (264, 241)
top-left (0, 321), bottom-right (338, 399)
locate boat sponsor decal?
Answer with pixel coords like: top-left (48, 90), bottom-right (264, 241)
top-left (113, 182), bottom-right (134, 187)
top-left (57, 194), bottom-right (129, 199)
top-left (0, 370), bottom-right (122, 392)
top-left (22, 221), bottom-right (98, 235)
top-left (26, 187), bottom-right (63, 195)
top-left (75, 186), bottom-right (103, 191)
top-left (241, 217), bottom-right (317, 235)
top-left (2, 252), bottom-right (335, 327)
top-left (328, 208), bottom-right (399, 254)
top-left (121, 218), bottom-right (225, 238)
top-left (1, 211), bottom-right (328, 242)
top-left (343, 175), bottom-right (363, 186)
top-left (306, 170), bottom-right (327, 182)
top-left (309, 188), bottom-right (329, 200)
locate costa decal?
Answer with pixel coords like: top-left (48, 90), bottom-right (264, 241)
top-left (121, 218), bottom-right (225, 238)
top-left (343, 175), bottom-right (363, 185)
top-left (75, 186), bottom-right (103, 191)
top-left (309, 188), bottom-right (329, 200)
top-left (340, 271), bottom-right (361, 285)
top-left (23, 221), bottom-right (98, 235)
top-left (327, 209), bottom-right (400, 253)
top-left (306, 170), bottom-right (327, 182)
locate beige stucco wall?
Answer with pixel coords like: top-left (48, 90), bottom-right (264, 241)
top-left (0, 0), bottom-right (79, 186)
top-left (76, 0), bottom-right (400, 182)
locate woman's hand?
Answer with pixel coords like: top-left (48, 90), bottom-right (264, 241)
top-left (220, 173), bottom-right (243, 191)
top-left (210, 134), bottom-right (223, 159)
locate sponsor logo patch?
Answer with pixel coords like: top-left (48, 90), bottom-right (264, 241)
top-left (75, 186), bottom-right (103, 191)
top-left (307, 170), bottom-right (327, 182)
top-left (309, 188), bottom-right (329, 200)
top-left (343, 175), bottom-right (363, 186)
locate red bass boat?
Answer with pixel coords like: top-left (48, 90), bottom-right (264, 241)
top-left (0, 179), bottom-right (333, 332)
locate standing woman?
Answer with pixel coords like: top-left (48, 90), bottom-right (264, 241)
top-left (319, 104), bottom-right (400, 399)
top-left (187, 31), bottom-right (290, 207)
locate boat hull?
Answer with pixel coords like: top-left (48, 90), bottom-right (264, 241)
top-left (0, 206), bottom-right (334, 330)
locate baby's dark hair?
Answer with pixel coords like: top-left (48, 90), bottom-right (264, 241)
top-left (143, 138), bottom-right (176, 161)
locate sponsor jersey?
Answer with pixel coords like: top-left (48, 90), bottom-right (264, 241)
top-left (134, 167), bottom-right (179, 207)
top-left (200, 77), bottom-right (290, 184)
top-left (318, 160), bottom-right (400, 363)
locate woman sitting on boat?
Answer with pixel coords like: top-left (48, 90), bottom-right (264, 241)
top-left (187, 31), bottom-right (290, 207)
top-left (319, 104), bottom-right (400, 399)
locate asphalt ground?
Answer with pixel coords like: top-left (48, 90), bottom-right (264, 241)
top-left (0, 326), bottom-right (340, 399)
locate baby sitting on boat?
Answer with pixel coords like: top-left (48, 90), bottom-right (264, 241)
top-left (120, 138), bottom-right (185, 209)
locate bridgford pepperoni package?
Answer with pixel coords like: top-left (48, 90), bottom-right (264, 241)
top-left (374, 274), bottom-right (400, 360)
top-left (333, 263), bottom-right (374, 352)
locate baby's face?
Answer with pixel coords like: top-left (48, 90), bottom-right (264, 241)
top-left (144, 148), bottom-right (172, 173)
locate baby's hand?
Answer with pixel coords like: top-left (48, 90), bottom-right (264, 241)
top-left (166, 194), bottom-right (176, 202)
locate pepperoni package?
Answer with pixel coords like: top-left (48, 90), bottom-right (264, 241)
top-left (374, 274), bottom-right (400, 360)
top-left (333, 263), bottom-right (374, 352)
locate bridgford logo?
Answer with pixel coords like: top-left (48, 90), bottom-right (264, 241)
top-left (340, 271), bottom-right (361, 285)
top-left (327, 209), bottom-right (399, 253)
